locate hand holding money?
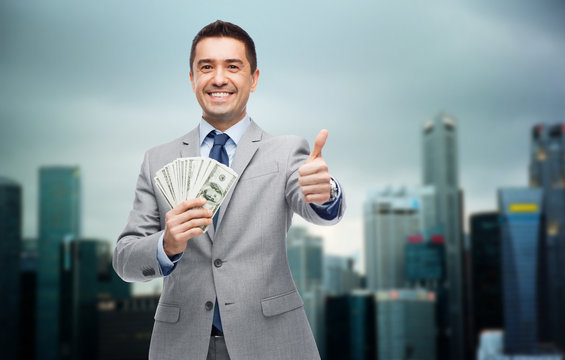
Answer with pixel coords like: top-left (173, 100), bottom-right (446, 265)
top-left (298, 129), bottom-right (332, 205)
top-left (163, 198), bottom-right (213, 257)
top-left (155, 157), bottom-right (239, 257)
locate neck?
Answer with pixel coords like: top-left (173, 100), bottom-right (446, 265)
top-left (204, 111), bottom-right (246, 132)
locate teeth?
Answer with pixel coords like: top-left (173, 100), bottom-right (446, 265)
top-left (210, 92), bottom-right (231, 97)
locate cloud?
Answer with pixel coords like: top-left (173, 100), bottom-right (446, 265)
top-left (1, 0), bottom-right (564, 294)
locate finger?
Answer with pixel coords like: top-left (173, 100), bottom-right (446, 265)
top-left (308, 129), bottom-right (328, 161)
top-left (169, 197), bottom-right (207, 215)
top-left (176, 217), bottom-right (214, 234)
top-left (298, 159), bottom-right (328, 177)
top-left (175, 208), bottom-right (214, 226)
top-left (304, 193), bottom-right (330, 205)
top-left (301, 183), bottom-right (331, 197)
top-left (298, 172), bottom-right (331, 186)
top-left (167, 206), bottom-right (212, 226)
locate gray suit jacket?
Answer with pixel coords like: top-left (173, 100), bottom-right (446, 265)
top-left (113, 120), bottom-right (345, 360)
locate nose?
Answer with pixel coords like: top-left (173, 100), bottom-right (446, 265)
top-left (212, 67), bottom-right (228, 86)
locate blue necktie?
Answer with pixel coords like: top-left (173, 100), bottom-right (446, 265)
top-left (207, 131), bottom-right (230, 333)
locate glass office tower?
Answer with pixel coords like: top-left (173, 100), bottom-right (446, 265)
top-left (530, 124), bottom-right (565, 350)
top-left (36, 166), bottom-right (81, 360)
top-left (0, 177), bottom-right (22, 359)
top-left (470, 212), bottom-right (503, 352)
top-left (498, 188), bottom-right (543, 354)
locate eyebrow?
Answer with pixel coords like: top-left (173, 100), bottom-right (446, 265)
top-left (197, 58), bottom-right (244, 66)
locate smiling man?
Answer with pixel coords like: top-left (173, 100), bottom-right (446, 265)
top-left (113, 20), bottom-right (345, 360)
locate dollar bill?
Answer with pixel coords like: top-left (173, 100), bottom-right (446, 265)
top-left (195, 162), bottom-right (238, 232)
top-left (154, 157), bottom-right (238, 233)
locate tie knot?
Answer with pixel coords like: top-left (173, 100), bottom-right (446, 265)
top-left (208, 131), bottom-right (230, 146)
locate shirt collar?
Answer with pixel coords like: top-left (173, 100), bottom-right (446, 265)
top-left (199, 114), bottom-right (251, 146)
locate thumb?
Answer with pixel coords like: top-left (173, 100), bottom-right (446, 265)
top-left (308, 129), bottom-right (328, 161)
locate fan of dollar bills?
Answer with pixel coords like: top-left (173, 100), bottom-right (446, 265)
top-left (154, 157), bottom-right (238, 231)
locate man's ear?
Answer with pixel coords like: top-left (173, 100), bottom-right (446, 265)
top-left (189, 71), bottom-right (196, 93)
top-left (250, 68), bottom-right (260, 92)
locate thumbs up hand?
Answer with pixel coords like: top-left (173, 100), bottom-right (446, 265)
top-left (298, 129), bottom-right (332, 205)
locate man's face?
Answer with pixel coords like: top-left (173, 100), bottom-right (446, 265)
top-left (204, 187), bottom-right (221, 203)
top-left (190, 37), bottom-right (259, 130)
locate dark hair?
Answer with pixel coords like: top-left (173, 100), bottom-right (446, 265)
top-left (190, 20), bottom-right (257, 74)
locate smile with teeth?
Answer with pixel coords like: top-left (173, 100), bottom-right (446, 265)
top-left (209, 92), bottom-right (232, 97)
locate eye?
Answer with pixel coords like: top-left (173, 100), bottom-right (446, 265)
top-left (201, 65), bottom-right (212, 71)
top-left (228, 65), bottom-right (239, 70)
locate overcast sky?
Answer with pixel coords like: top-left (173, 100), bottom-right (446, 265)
top-left (2, 1), bottom-right (565, 292)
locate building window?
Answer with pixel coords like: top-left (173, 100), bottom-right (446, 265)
top-left (537, 149), bottom-right (547, 161)
top-left (548, 222), bottom-right (559, 236)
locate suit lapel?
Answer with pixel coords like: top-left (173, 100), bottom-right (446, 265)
top-left (216, 120), bottom-right (263, 228)
top-left (179, 125), bottom-right (216, 241)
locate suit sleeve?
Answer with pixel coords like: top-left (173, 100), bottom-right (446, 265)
top-left (284, 137), bottom-right (346, 226)
top-left (113, 150), bottom-right (165, 282)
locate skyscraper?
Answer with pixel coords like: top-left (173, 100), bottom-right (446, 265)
top-left (325, 291), bottom-right (376, 360)
top-left (470, 212), bottom-right (503, 351)
top-left (97, 295), bottom-right (159, 360)
top-left (60, 238), bottom-right (131, 360)
top-left (422, 113), bottom-right (464, 359)
top-left (364, 185), bottom-right (436, 290)
top-left (376, 289), bottom-right (437, 360)
top-left (530, 124), bottom-right (565, 350)
top-left (405, 234), bottom-right (445, 284)
top-left (0, 177), bottom-right (22, 359)
top-left (498, 188), bottom-right (543, 354)
top-left (20, 238), bottom-right (38, 360)
top-left (36, 166), bottom-right (81, 360)
top-left (324, 255), bottom-right (362, 296)
top-left (287, 226), bottom-right (325, 354)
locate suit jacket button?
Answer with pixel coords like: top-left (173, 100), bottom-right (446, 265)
top-left (214, 259), bottom-right (223, 268)
top-left (205, 301), bottom-right (214, 311)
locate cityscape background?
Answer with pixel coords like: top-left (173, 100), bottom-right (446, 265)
top-left (2, 0), bottom-right (565, 359)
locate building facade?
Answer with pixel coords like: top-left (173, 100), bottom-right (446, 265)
top-left (364, 185), bottom-right (436, 291)
top-left (498, 188), bottom-right (543, 354)
top-left (287, 226), bottom-right (325, 355)
top-left (60, 238), bottom-right (131, 360)
top-left (0, 177), bottom-right (22, 359)
top-left (324, 255), bottom-right (362, 296)
top-left (376, 289), bottom-right (437, 360)
top-left (422, 113), bottom-right (464, 359)
top-left (325, 291), bottom-right (376, 360)
top-left (470, 212), bottom-right (503, 352)
top-left (36, 166), bottom-right (81, 360)
top-left (530, 123), bottom-right (565, 350)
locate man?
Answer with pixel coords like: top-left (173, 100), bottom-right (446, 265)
top-left (113, 20), bottom-right (345, 360)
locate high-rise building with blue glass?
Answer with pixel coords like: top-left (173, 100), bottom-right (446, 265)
top-left (0, 177), bottom-right (22, 359)
top-left (36, 166), bottom-right (80, 360)
top-left (530, 123), bottom-right (565, 351)
top-left (498, 188), bottom-right (543, 354)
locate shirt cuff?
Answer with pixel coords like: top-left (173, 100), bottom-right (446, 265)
top-left (157, 232), bottom-right (183, 276)
top-left (309, 178), bottom-right (343, 220)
